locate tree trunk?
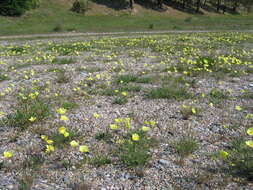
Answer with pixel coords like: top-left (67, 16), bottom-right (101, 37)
top-left (158, 0), bottom-right (163, 9)
top-left (129, 0), bottom-right (134, 9)
top-left (217, 0), bottom-right (221, 12)
top-left (196, 0), bottom-right (201, 12)
top-left (232, 0), bottom-right (237, 12)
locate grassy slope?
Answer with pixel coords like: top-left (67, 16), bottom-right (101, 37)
top-left (0, 0), bottom-right (253, 35)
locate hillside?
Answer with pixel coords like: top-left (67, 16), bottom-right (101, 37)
top-left (0, 0), bottom-right (253, 35)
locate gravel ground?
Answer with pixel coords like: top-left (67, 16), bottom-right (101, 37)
top-left (0, 32), bottom-right (253, 190)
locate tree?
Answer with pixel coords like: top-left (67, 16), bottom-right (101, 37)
top-left (0, 0), bottom-right (39, 16)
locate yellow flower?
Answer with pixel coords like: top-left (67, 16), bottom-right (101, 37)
top-left (60, 115), bottom-right (69, 121)
top-left (56, 108), bottom-right (67, 115)
top-left (141, 126), bottom-right (150, 132)
top-left (247, 128), bottom-right (253, 136)
top-left (70, 140), bottom-right (79, 147)
top-left (114, 118), bottom-right (122, 123)
top-left (245, 114), bottom-right (253, 119)
top-left (245, 140), bottom-right (253, 148)
top-left (235, 106), bottom-right (242, 111)
top-left (29, 116), bottom-right (36, 122)
top-left (79, 145), bottom-right (89, 153)
top-left (121, 91), bottom-right (127, 96)
top-left (58, 126), bottom-right (67, 134)
top-left (132, 133), bottom-right (140, 141)
top-left (93, 113), bottom-right (100, 119)
top-left (46, 139), bottom-right (54, 144)
top-left (219, 150), bottom-right (229, 159)
top-left (3, 151), bottom-right (13, 158)
top-left (41, 135), bottom-right (48, 141)
top-left (63, 131), bottom-right (69, 137)
top-left (110, 124), bottom-right (119, 130)
top-left (191, 107), bottom-right (197, 114)
top-left (45, 145), bottom-right (55, 153)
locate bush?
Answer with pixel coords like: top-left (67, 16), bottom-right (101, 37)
top-left (0, 0), bottom-right (39, 16)
top-left (71, 0), bottom-right (89, 14)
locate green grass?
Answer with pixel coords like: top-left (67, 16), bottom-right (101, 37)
top-left (0, 0), bottom-right (253, 36)
top-left (146, 85), bottom-right (191, 100)
top-left (173, 137), bottom-right (199, 158)
top-left (52, 57), bottom-right (76, 65)
top-left (0, 99), bottom-right (50, 130)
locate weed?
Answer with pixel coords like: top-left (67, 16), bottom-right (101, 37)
top-left (173, 137), bottom-right (199, 158)
top-left (209, 88), bottom-right (229, 105)
top-left (56, 70), bottom-right (70, 83)
top-left (113, 96), bottom-right (128, 105)
top-left (89, 154), bottom-right (111, 167)
top-left (52, 57), bottom-right (75, 65)
top-left (61, 101), bottom-right (79, 110)
top-left (146, 85), bottom-right (191, 100)
top-left (0, 99), bottom-right (50, 130)
top-left (116, 74), bottom-right (138, 84)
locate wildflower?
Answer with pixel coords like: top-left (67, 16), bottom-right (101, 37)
top-left (245, 140), bottom-right (253, 148)
top-left (110, 124), bottom-right (119, 130)
top-left (46, 139), bottom-right (54, 144)
top-left (191, 107), bottom-right (197, 114)
top-left (63, 131), bottom-right (69, 137)
top-left (60, 115), bottom-right (69, 121)
top-left (45, 145), bottom-right (55, 153)
top-left (3, 151), bottom-right (13, 158)
top-left (245, 114), bottom-right (253, 119)
top-left (114, 118), bottom-right (122, 123)
top-left (93, 113), bottom-right (100, 119)
top-left (247, 128), bottom-right (253, 136)
top-left (141, 126), bottom-right (150, 132)
top-left (29, 116), bottom-right (36, 122)
top-left (79, 145), bottom-right (89, 153)
top-left (121, 91), bottom-right (127, 96)
top-left (219, 150), bottom-right (229, 159)
top-left (70, 140), bottom-right (79, 147)
top-left (41, 135), bottom-right (48, 141)
top-left (132, 133), bottom-right (140, 141)
top-left (56, 107), bottom-right (67, 115)
top-left (235, 106), bottom-right (242, 111)
top-left (58, 126), bottom-right (67, 134)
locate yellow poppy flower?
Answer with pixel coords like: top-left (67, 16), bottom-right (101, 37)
top-left (132, 133), bottom-right (140, 141)
top-left (70, 140), bottom-right (79, 147)
top-left (60, 115), bottom-right (69, 121)
top-left (245, 140), bottom-right (253, 148)
top-left (3, 151), bottom-right (13, 158)
top-left (29, 116), bottom-right (36, 122)
top-left (247, 128), bottom-right (253, 136)
top-left (79, 145), bottom-right (89, 153)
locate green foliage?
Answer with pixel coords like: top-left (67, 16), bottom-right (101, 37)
top-left (0, 0), bottom-right (39, 16)
top-left (146, 85), bottom-right (191, 100)
top-left (222, 138), bottom-right (253, 181)
top-left (56, 70), bottom-right (70, 84)
top-left (89, 155), bottom-right (111, 167)
top-left (113, 96), bottom-right (128, 105)
top-left (61, 101), bottom-right (79, 110)
top-left (52, 57), bottom-right (75, 65)
top-left (173, 137), bottom-right (199, 158)
top-left (71, 0), bottom-right (89, 14)
top-left (116, 74), bottom-right (138, 84)
top-left (118, 131), bottom-right (154, 168)
top-left (0, 99), bottom-right (50, 130)
top-left (51, 131), bottom-right (77, 148)
top-left (209, 88), bottom-right (229, 105)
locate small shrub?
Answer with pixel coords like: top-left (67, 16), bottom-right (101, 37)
top-left (71, 0), bottom-right (89, 14)
top-left (53, 24), bottom-right (63, 32)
